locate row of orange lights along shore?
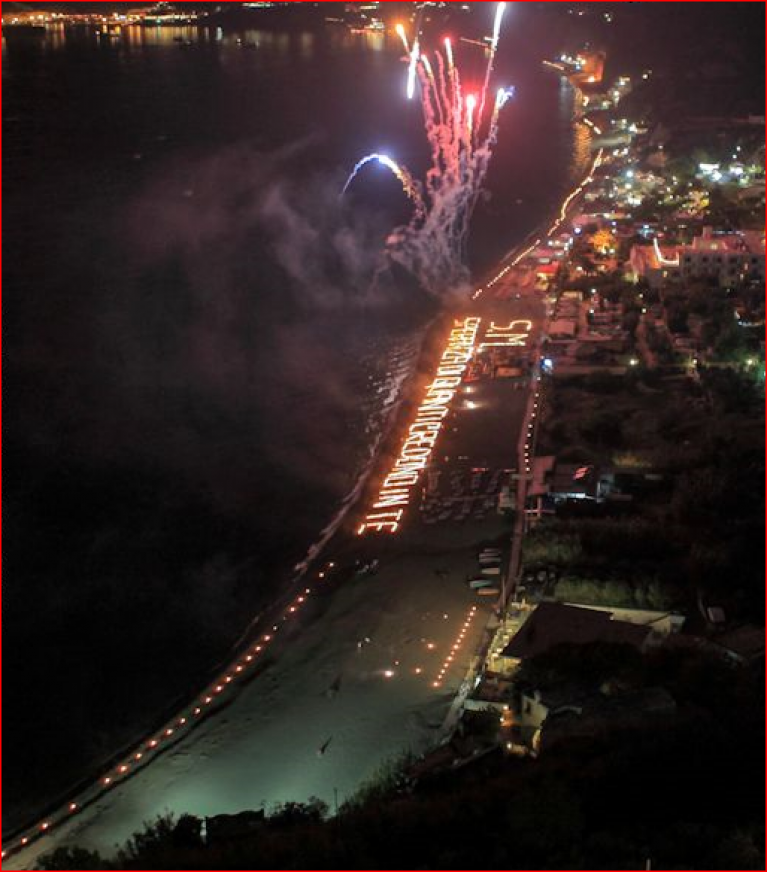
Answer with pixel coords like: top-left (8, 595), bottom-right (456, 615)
top-left (433, 605), bottom-right (478, 688)
top-left (1, 561), bottom-right (338, 862)
top-left (472, 147), bottom-right (605, 300)
top-left (357, 316), bottom-right (482, 535)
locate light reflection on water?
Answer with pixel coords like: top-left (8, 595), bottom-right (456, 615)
top-left (2, 16), bottom-right (588, 830)
top-left (27, 22), bottom-right (393, 58)
top-left (2, 19), bottom-right (585, 275)
top-left (558, 75), bottom-right (590, 184)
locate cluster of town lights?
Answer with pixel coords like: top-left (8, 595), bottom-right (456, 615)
top-left (433, 605), bottom-right (478, 687)
top-left (357, 317), bottom-right (482, 535)
top-left (0, 563), bottom-right (337, 862)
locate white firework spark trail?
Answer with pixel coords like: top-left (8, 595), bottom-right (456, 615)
top-left (343, 3), bottom-right (513, 299)
top-left (342, 153), bottom-right (426, 218)
top-left (477, 2), bottom-right (507, 127)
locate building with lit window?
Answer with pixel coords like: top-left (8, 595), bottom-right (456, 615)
top-left (629, 227), bottom-right (765, 288)
top-left (678, 227), bottom-right (765, 285)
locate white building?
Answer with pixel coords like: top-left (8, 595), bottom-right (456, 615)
top-left (677, 227), bottom-right (765, 285)
top-left (629, 228), bottom-right (765, 288)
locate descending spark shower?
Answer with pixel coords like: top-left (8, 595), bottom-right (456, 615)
top-left (343, 3), bottom-right (512, 299)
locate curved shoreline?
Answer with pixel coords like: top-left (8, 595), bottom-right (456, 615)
top-left (2, 140), bottom-right (604, 867)
top-left (289, 318), bottom-right (438, 578)
top-left (0, 314), bottom-right (444, 863)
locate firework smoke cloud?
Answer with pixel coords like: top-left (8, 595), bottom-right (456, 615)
top-left (344, 3), bottom-right (512, 300)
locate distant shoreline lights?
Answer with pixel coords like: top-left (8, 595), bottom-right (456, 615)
top-left (357, 317), bottom-right (482, 535)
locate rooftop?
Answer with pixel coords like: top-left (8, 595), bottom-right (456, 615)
top-left (683, 227), bottom-right (765, 256)
top-left (548, 319), bottom-right (577, 337)
top-left (539, 686), bottom-right (677, 748)
top-left (549, 463), bottom-right (600, 497)
top-left (501, 602), bottom-right (652, 660)
top-left (629, 242), bottom-right (672, 272)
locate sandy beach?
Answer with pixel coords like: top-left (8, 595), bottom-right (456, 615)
top-left (5, 291), bottom-right (544, 868)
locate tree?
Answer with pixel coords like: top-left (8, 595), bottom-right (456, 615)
top-left (666, 304), bottom-right (688, 334)
top-left (38, 847), bottom-right (108, 870)
top-left (341, 752), bottom-right (414, 812)
top-left (713, 323), bottom-right (749, 361)
top-left (591, 228), bottom-right (618, 255)
top-left (31, 708), bottom-right (767, 871)
top-left (523, 526), bottom-right (582, 566)
top-left (577, 409), bottom-right (623, 448)
top-left (115, 814), bottom-right (181, 868)
top-left (268, 798), bottom-right (328, 827)
top-left (622, 309), bottom-right (640, 335)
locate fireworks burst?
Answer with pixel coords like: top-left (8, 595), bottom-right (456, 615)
top-left (343, 3), bottom-right (513, 298)
top-left (341, 153), bottom-right (425, 217)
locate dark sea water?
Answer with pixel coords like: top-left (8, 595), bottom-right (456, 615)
top-left (2, 17), bottom-right (584, 828)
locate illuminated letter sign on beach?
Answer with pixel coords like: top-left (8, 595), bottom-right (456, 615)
top-left (357, 317), bottom-right (482, 535)
top-left (478, 319), bottom-right (532, 351)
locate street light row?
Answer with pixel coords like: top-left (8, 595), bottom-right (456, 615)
top-left (432, 605), bottom-right (479, 688)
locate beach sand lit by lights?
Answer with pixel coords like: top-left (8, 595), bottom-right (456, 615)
top-left (5, 293), bottom-right (542, 868)
top-left (5, 538), bottom-right (498, 866)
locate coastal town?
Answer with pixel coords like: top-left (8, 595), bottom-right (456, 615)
top-left (392, 49), bottom-right (764, 770)
top-left (320, 47), bottom-right (763, 778)
top-left (3, 4), bottom-right (763, 870)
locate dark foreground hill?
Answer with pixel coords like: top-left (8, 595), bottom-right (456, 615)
top-left (39, 655), bottom-right (764, 871)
